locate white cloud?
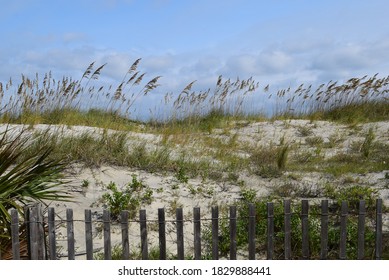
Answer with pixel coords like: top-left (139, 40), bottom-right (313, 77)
top-left (219, 50), bottom-right (294, 81)
top-left (311, 44), bottom-right (371, 72)
top-left (142, 55), bottom-right (175, 73)
top-left (62, 32), bottom-right (89, 44)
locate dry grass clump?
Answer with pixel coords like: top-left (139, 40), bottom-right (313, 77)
top-left (247, 143), bottom-right (290, 178)
top-left (0, 59), bottom-right (161, 128)
top-left (171, 76), bottom-right (259, 119)
top-left (272, 74), bottom-right (389, 122)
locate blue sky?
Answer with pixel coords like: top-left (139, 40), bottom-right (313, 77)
top-left (1, 0), bottom-right (389, 118)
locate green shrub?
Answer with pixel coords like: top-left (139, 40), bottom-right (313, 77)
top-left (101, 175), bottom-right (153, 220)
top-left (175, 166), bottom-right (189, 183)
top-left (323, 184), bottom-right (378, 211)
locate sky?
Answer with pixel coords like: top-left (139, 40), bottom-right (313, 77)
top-left (1, 0), bottom-right (389, 118)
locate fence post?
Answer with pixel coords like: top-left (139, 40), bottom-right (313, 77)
top-left (176, 208), bottom-right (184, 260)
top-left (27, 204), bottom-right (45, 260)
top-left (229, 206), bottom-right (237, 260)
top-left (140, 209), bottom-right (148, 260)
top-left (67, 208), bottom-right (75, 260)
top-left (193, 207), bottom-right (201, 260)
top-left (29, 205), bottom-right (39, 260)
top-left (158, 208), bottom-right (166, 260)
top-left (339, 201), bottom-right (348, 260)
top-left (357, 200), bottom-right (366, 260)
top-left (212, 206), bottom-right (219, 260)
top-left (267, 202), bottom-right (274, 260)
top-left (375, 199), bottom-right (382, 260)
top-left (320, 200), bottom-right (329, 260)
top-left (103, 210), bottom-right (112, 260)
top-left (11, 209), bottom-right (20, 260)
top-left (121, 210), bottom-right (129, 260)
top-left (301, 200), bottom-right (309, 259)
top-left (24, 206), bottom-right (31, 259)
top-left (48, 207), bottom-right (56, 260)
top-left (36, 204), bottom-right (45, 260)
top-left (85, 209), bottom-right (93, 260)
top-left (248, 203), bottom-right (256, 260)
top-left (284, 200), bottom-right (291, 260)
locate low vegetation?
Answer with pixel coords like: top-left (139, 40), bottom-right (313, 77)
top-left (100, 174), bottom-right (153, 220)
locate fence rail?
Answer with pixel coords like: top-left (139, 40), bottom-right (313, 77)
top-left (3, 199), bottom-right (387, 260)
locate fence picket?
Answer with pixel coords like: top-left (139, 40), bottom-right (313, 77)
top-left (339, 201), bottom-right (348, 260)
top-left (48, 207), bottom-right (56, 260)
top-left (230, 206), bottom-right (237, 260)
top-left (85, 209), bottom-right (93, 260)
top-left (66, 208), bottom-right (75, 260)
top-left (121, 211), bottom-right (129, 260)
top-left (357, 200), bottom-right (366, 260)
top-left (24, 206), bottom-right (31, 259)
top-left (158, 208), bottom-right (166, 260)
top-left (103, 210), bottom-right (111, 260)
top-left (194, 207), bottom-right (201, 260)
top-left (375, 199), bottom-right (383, 260)
top-left (11, 209), bottom-right (20, 260)
top-left (140, 209), bottom-right (148, 260)
top-left (212, 206), bottom-right (219, 260)
top-left (29, 205), bottom-right (40, 260)
top-left (176, 208), bottom-right (184, 260)
top-left (37, 204), bottom-right (45, 259)
top-left (320, 200), bottom-right (329, 260)
top-left (301, 200), bottom-right (309, 259)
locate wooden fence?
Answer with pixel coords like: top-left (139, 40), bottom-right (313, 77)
top-left (4, 199), bottom-right (387, 260)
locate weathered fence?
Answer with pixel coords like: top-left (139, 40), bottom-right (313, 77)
top-left (3, 199), bottom-right (387, 260)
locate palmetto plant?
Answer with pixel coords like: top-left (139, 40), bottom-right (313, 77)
top-left (0, 126), bottom-right (72, 257)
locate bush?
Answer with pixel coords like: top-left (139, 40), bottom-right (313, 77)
top-left (101, 174), bottom-right (153, 220)
top-left (0, 126), bottom-right (72, 257)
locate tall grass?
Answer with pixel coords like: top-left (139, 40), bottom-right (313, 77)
top-left (1, 60), bottom-right (388, 127)
top-left (0, 59), bottom-right (161, 127)
top-left (170, 76), bottom-right (260, 120)
top-left (272, 74), bottom-right (389, 122)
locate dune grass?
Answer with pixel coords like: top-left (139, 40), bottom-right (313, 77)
top-left (1, 60), bottom-right (388, 128)
top-left (1, 60), bottom-right (388, 179)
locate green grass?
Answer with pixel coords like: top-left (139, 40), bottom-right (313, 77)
top-left (309, 101), bottom-right (389, 124)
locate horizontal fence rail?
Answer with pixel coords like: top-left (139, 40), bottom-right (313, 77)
top-left (3, 199), bottom-right (387, 260)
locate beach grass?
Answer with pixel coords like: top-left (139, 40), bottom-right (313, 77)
top-left (1, 60), bottom-right (388, 178)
